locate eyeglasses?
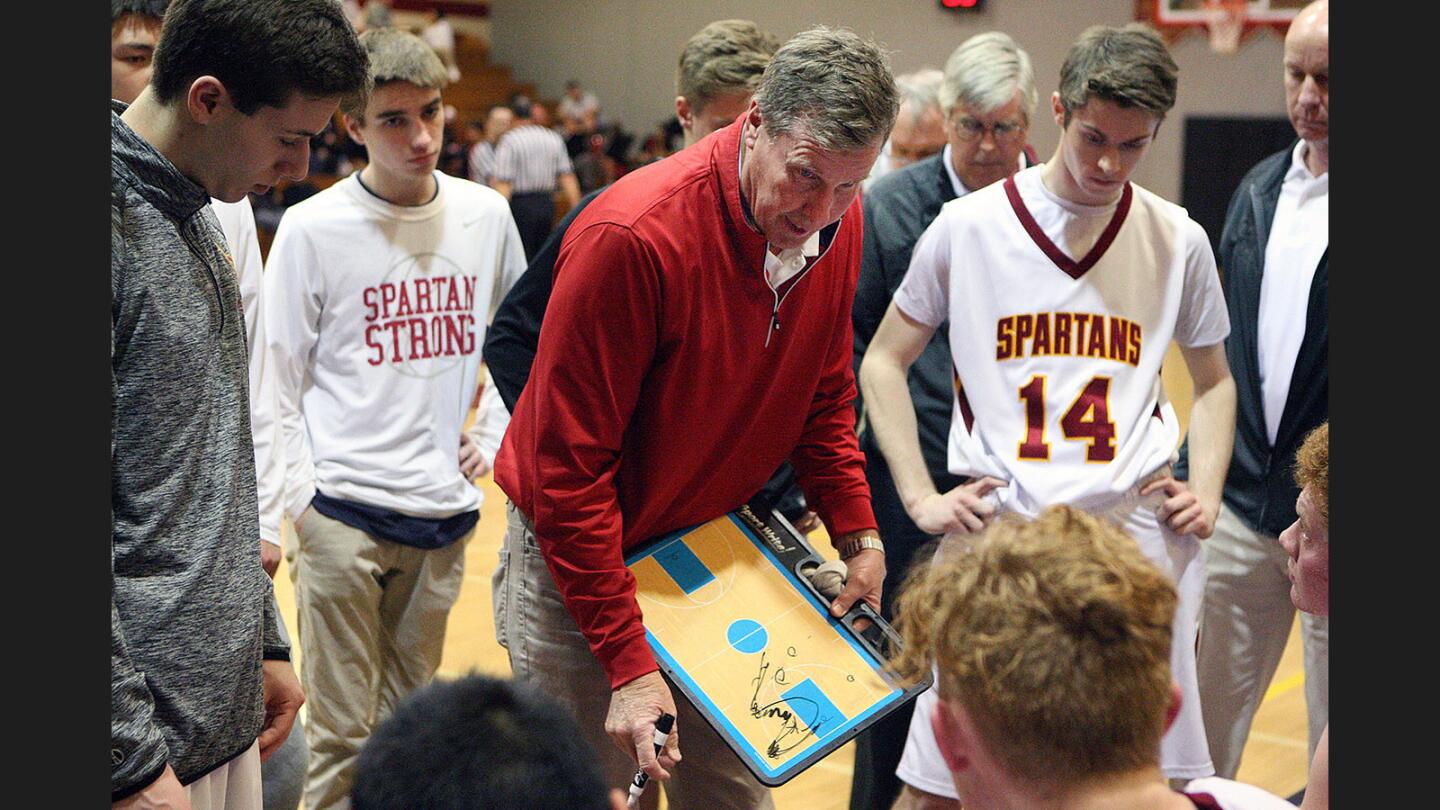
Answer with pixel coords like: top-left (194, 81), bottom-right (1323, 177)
top-left (952, 116), bottom-right (1026, 145)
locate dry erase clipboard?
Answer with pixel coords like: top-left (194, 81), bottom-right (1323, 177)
top-left (623, 502), bottom-right (932, 787)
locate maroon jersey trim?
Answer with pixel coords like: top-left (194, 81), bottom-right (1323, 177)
top-left (1003, 175), bottom-right (1133, 280)
top-left (1183, 791), bottom-right (1223, 809)
top-left (953, 367), bottom-right (975, 432)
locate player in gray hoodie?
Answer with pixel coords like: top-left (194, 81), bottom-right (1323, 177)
top-left (110, 1), bottom-right (368, 807)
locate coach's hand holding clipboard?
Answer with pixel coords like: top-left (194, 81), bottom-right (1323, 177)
top-left (606, 670), bottom-right (682, 784)
top-left (825, 531), bottom-right (886, 625)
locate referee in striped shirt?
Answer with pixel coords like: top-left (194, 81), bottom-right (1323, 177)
top-left (492, 97), bottom-right (581, 260)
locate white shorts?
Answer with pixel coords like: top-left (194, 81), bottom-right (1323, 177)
top-left (186, 740), bottom-right (262, 810)
top-left (895, 490), bottom-right (1214, 797)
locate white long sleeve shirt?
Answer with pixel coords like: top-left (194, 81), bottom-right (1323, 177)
top-left (211, 196), bottom-right (284, 546)
top-left (263, 172), bottom-right (526, 521)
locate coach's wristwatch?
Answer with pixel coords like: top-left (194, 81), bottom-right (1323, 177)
top-left (835, 532), bottom-right (884, 561)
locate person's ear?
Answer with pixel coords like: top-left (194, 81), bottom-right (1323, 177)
top-left (344, 113), bottom-right (367, 146)
top-left (675, 96), bottom-right (693, 134)
top-left (930, 699), bottom-right (972, 774)
top-left (1050, 90), bottom-right (1065, 130)
top-left (187, 76), bottom-right (228, 123)
top-left (1163, 680), bottom-right (1183, 734)
top-left (744, 99), bottom-right (763, 148)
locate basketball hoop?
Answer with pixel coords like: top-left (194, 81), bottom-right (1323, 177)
top-left (1202, 0), bottom-right (1248, 54)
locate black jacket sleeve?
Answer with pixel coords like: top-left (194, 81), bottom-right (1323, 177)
top-left (484, 189), bottom-right (604, 411)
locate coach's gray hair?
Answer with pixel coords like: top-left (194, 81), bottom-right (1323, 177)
top-left (676, 19), bottom-right (779, 111)
top-left (939, 31), bottom-right (1037, 124)
top-left (895, 68), bottom-right (944, 124)
top-left (754, 25), bottom-right (899, 151)
top-left (1057, 23), bottom-right (1178, 125)
top-left (341, 27), bottom-right (449, 119)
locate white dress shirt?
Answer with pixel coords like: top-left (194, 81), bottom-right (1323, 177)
top-left (1256, 140), bottom-right (1329, 444)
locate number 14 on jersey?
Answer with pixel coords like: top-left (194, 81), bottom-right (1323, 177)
top-left (1017, 375), bottom-right (1117, 463)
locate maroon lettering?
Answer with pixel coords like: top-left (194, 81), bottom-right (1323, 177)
top-left (1055, 312), bottom-right (1073, 355)
top-left (384, 320), bottom-right (405, 363)
top-left (996, 317), bottom-right (1015, 360)
top-left (408, 317), bottom-right (429, 360)
top-left (1032, 313), bottom-right (1052, 356)
top-left (365, 324), bottom-right (384, 365)
top-left (363, 287), bottom-right (379, 322)
top-left (379, 284), bottom-right (397, 319)
top-left (1086, 313), bottom-right (1107, 357)
top-left (1014, 314), bottom-right (1034, 356)
top-left (1108, 317), bottom-right (1128, 362)
top-left (459, 314), bottom-right (476, 354)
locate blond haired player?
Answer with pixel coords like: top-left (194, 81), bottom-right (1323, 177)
top-left (861, 23), bottom-right (1236, 806)
top-left (888, 506), bottom-right (1294, 809)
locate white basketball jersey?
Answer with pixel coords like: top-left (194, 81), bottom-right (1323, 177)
top-left (893, 166), bottom-right (1229, 517)
top-left (1182, 777), bottom-right (1298, 809)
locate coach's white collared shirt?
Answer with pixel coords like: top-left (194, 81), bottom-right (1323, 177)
top-left (765, 230), bottom-right (820, 289)
top-left (1257, 140), bottom-right (1328, 445)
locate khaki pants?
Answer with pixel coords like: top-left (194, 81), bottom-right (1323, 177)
top-left (493, 501), bottom-right (774, 810)
top-left (287, 507), bottom-right (469, 810)
top-left (1197, 502), bottom-right (1328, 778)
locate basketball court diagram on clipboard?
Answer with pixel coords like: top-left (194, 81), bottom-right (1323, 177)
top-left (625, 506), bottom-right (928, 786)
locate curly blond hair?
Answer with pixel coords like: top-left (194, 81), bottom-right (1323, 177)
top-left (1294, 422), bottom-right (1328, 522)
top-left (889, 505), bottom-right (1177, 787)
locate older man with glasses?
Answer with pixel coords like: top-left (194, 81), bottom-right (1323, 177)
top-left (848, 30), bottom-right (1037, 810)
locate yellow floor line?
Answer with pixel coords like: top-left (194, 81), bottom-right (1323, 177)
top-left (1262, 670), bottom-right (1305, 702)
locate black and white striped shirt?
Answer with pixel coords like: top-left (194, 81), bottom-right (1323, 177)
top-left (493, 124), bottom-right (574, 193)
top-left (469, 141), bottom-right (497, 186)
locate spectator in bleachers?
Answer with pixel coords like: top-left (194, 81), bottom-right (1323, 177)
top-left (559, 78), bottom-right (600, 137)
top-left (491, 96), bottom-right (580, 260)
top-left (421, 8), bottom-right (461, 82)
top-left (469, 104), bottom-right (513, 187)
top-left (362, 0), bottom-right (391, 32)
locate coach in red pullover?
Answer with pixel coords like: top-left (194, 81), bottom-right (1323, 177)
top-left (492, 27), bottom-right (899, 809)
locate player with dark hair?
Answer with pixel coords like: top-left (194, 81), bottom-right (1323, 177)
top-left (861, 23), bottom-right (1236, 807)
top-left (112, 1), bottom-right (368, 808)
top-left (111, 1), bottom-right (169, 103)
top-left (109, 2), bottom-right (315, 808)
top-left (351, 675), bottom-right (626, 810)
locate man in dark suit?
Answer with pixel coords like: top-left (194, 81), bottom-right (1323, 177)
top-left (1177, 0), bottom-right (1329, 781)
top-left (848, 30), bottom-right (1038, 810)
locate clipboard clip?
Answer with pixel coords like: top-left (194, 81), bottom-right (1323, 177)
top-left (837, 600), bottom-right (896, 659)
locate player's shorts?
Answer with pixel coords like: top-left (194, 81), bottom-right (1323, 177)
top-left (895, 472), bottom-right (1215, 797)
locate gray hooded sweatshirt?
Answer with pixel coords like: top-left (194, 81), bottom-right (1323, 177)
top-left (110, 100), bottom-right (288, 800)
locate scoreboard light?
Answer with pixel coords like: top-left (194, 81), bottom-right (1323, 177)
top-left (940, 0), bottom-right (983, 9)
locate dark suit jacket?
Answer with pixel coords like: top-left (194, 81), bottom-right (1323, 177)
top-left (853, 152), bottom-right (962, 482)
top-left (1176, 144), bottom-right (1328, 536)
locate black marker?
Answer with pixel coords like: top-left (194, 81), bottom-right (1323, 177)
top-left (626, 712), bottom-right (675, 809)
